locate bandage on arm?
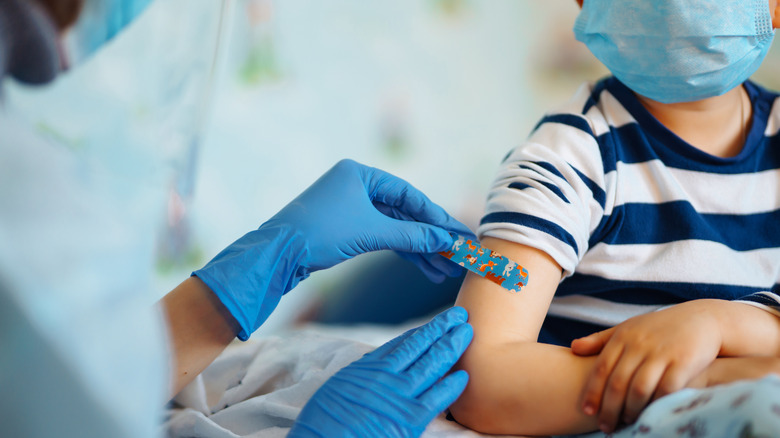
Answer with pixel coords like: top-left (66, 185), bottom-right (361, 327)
top-left (449, 237), bottom-right (600, 436)
top-left (439, 233), bottom-right (529, 293)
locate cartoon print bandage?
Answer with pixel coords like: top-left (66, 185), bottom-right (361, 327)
top-left (439, 233), bottom-right (529, 293)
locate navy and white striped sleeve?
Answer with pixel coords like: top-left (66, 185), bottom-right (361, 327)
top-left (735, 292), bottom-right (780, 318)
top-left (478, 85), bottom-right (610, 277)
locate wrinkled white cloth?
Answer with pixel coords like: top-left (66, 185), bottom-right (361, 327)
top-left (163, 324), bottom-right (780, 438)
top-left (163, 327), bottom-right (502, 438)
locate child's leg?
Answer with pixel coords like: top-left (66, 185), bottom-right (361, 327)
top-left (559, 374), bottom-right (780, 438)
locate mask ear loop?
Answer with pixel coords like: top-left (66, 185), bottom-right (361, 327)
top-left (740, 85), bottom-right (748, 147)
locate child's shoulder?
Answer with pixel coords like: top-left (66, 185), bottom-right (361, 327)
top-left (539, 76), bottom-right (628, 139)
top-left (744, 81), bottom-right (780, 136)
top-left (548, 76), bottom-right (619, 110)
top-left (745, 80), bottom-right (780, 101)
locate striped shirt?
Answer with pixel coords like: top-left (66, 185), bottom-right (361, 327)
top-left (478, 77), bottom-right (780, 346)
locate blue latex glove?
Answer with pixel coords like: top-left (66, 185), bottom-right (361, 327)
top-left (288, 306), bottom-right (474, 438)
top-left (194, 159), bottom-right (475, 340)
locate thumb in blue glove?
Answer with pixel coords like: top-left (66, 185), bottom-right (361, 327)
top-left (193, 159), bottom-right (475, 340)
top-left (288, 306), bottom-right (474, 438)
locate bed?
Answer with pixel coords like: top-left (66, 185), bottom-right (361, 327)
top-left (163, 321), bottom-right (510, 438)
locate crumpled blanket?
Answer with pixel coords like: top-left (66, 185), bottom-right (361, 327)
top-left (163, 327), bottom-right (503, 438)
top-left (162, 325), bottom-right (780, 438)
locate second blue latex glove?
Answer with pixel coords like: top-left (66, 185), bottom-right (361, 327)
top-left (288, 306), bottom-right (474, 438)
top-left (194, 159), bottom-right (474, 340)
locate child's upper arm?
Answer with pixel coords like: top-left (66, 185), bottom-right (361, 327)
top-left (455, 236), bottom-right (563, 345)
top-left (451, 237), bottom-right (600, 435)
top-left (449, 87), bottom-right (609, 434)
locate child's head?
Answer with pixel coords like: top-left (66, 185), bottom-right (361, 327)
top-left (573, 0), bottom-right (780, 104)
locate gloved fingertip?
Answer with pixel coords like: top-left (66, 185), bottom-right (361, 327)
top-left (430, 227), bottom-right (455, 251)
top-left (458, 321), bottom-right (474, 340)
top-left (444, 306), bottom-right (468, 324)
top-left (450, 369), bottom-right (469, 385)
top-left (425, 252), bottom-right (463, 278)
top-left (419, 369), bottom-right (470, 413)
top-left (450, 323), bottom-right (474, 353)
top-left (450, 224), bottom-right (476, 240)
top-left (445, 224), bottom-right (476, 242)
top-left (438, 369), bottom-right (470, 399)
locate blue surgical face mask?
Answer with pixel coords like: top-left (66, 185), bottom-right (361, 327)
top-left (574, 0), bottom-right (776, 103)
top-left (62, 0), bottom-right (154, 69)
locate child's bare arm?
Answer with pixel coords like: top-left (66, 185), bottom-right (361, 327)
top-left (449, 237), bottom-right (601, 436)
top-left (690, 356), bottom-right (780, 389)
top-left (449, 237), bottom-right (780, 436)
top-left (572, 299), bottom-right (780, 431)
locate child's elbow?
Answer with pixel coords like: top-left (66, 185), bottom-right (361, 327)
top-left (449, 382), bottom-right (509, 434)
top-left (447, 344), bottom-right (528, 434)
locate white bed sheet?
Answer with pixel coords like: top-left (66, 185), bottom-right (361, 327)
top-left (163, 323), bottom-right (510, 438)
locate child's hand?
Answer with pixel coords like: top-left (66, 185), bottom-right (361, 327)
top-left (570, 301), bottom-right (723, 433)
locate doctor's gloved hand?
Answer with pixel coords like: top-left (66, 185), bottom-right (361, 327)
top-left (288, 306), bottom-right (473, 438)
top-left (266, 159), bottom-right (474, 278)
top-left (193, 159), bottom-right (474, 340)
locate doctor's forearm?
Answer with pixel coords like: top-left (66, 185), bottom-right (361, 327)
top-left (158, 276), bottom-right (241, 397)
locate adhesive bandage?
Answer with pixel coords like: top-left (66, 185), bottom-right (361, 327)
top-left (439, 234), bottom-right (529, 293)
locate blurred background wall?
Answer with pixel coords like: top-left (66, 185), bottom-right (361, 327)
top-left (5, 0), bottom-right (780, 335)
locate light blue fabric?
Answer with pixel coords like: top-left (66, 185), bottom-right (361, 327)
top-left (194, 159), bottom-right (474, 341)
top-left (63, 0), bottom-right (155, 66)
top-left (561, 374), bottom-right (780, 438)
top-left (0, 109), bottom-right (169, 438)
top-left (288, 307), bottom-right (473, 438)
top-left (574, 0), bottom-right (776, 103)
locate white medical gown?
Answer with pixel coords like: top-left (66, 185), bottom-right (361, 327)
top-left (0, 110), bottom-right (169, 438)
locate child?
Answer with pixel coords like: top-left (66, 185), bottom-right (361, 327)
top-left (449, 0), bottom-right (780, 436)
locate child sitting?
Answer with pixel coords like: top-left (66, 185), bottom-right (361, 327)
top-left (449, 0), bottom-right (780, 436)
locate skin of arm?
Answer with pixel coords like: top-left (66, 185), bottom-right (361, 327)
top-left (449, 237), bottom-right (780, 436)
top-left (157, 276), bottom-right (240, 397)
top-left (449, 237), bottom-right (602, 436)
top-left (571, 299), bottom-right (780, 431)
top-left (689, 356), bottom-right (780, 389)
